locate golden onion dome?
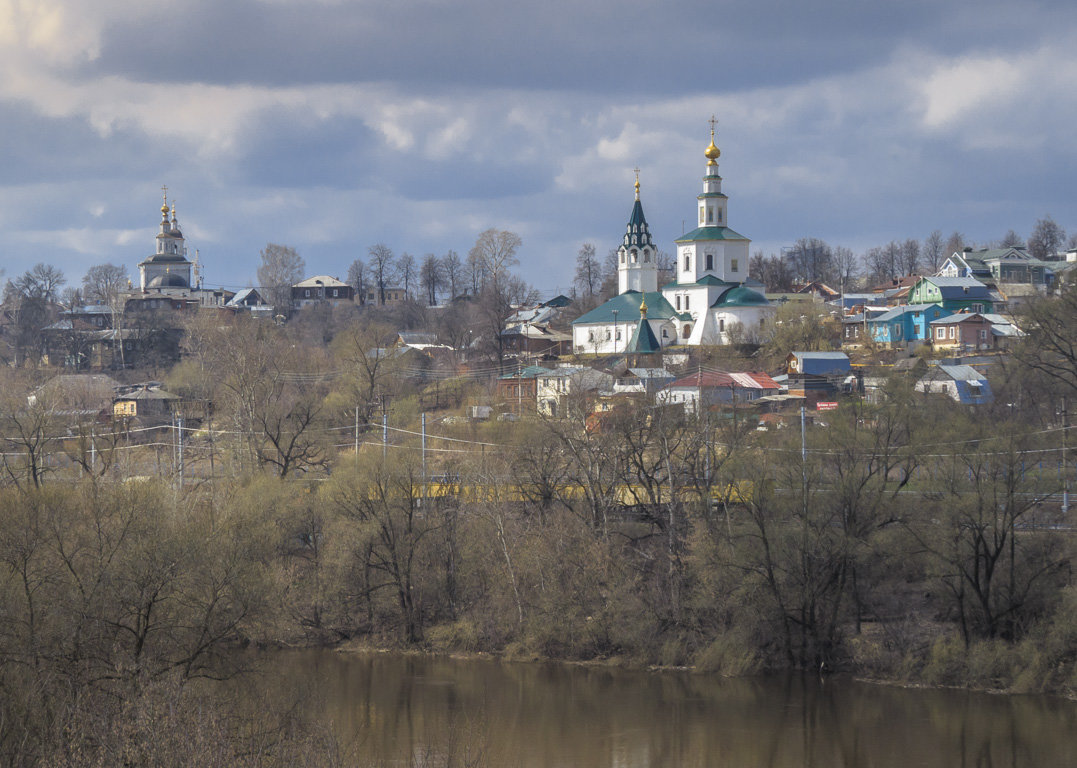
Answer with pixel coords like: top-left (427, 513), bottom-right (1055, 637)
top-left (640, 297), bottom-right (648, 318)
top-left (705, 131), bottom-right (721, 165)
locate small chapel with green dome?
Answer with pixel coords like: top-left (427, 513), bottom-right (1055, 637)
top-left (572, 119), bottom-right (773, 353)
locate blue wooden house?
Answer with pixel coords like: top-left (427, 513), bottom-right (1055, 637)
top-left (866, 303), bottom-right (951, 347)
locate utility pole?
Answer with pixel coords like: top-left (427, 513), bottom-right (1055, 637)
top-left (421, 412), bottom-right (427, 501)
top-left (354, 405), bottom-right (359, 455)
top-left (1064, 396), bottom-right (1069, 514)
top-left (177, 414), bottom-right (184, 489)
top-left (382, 412), bottom-right (388, 461)
top-left (801, 405), bottom-right (808, 518)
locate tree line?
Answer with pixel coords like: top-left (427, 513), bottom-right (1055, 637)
top-left (746, 215), bottom-right (1075, 292)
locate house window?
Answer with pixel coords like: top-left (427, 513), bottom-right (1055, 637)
top-left (949, 327), bottom-right (956, 339)
top-left (936, 328), bottom-right (946, 340)
top-left (731, 259), bottom-right (739, 272)
top-left (305, 289), bottom-right (310, 297)
top-left (979, 329), bottom-right (988, 340)
top-left (333, 288), bottom-right (339, 298)
top-left (971, 303), bottom-right (983, 313)
top-left (706, 254), bottom-right (713, 271)
top-left (893, 325), bottom-right (902, 340)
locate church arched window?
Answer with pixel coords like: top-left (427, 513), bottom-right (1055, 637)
top-left (684, 254), bottom-right (691, 272)
top-left (706, 254), bottom-right (713, 271)
top-left (682, 324), bottom-right (692, 339)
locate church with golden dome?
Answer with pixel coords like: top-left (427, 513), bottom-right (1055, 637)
top-left (137, 189), bottom-right (195, 294)
top-left (572, 119), bottom-right (773, 353)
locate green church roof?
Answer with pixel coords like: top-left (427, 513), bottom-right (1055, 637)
top-left (625, 315), bottom-right (662, 354)
top-left (675, 226), bottom-right (749, 243)
top-left (712, 285), bottom-right (770, 308)
top-left (572, 291), bottom-right (677, 325)
top-left (662, 274), bottom-right (735, 289)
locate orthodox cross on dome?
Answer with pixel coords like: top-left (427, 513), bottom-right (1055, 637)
top-left (708, 114), bottom-right (718, 133)
top-left (160, 185), bottom-right (169, 216)
top-left (633, 166), bottom-right (640, 200)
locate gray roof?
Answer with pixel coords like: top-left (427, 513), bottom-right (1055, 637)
top-left (870, 303), bottom-right (946, 322)
top-left (935, 364), bottom-right (986, 382)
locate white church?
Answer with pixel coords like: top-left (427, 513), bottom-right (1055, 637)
top-left (572, 122), bottom-right (772, 353)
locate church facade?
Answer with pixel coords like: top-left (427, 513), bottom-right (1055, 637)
top-left (572, 124), bottom-right (772, 353)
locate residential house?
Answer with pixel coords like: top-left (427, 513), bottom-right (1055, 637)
top-left (929, 312), bottom-right (998, 351)
top-left (907, 276), bottom-right (1000, 314)
top-left (292, 275), bottom-right (354, 307)
top-left (496, 365), bottom-right (548, 413)
top-left (794, 281), bottom-right (840, 302)
top-left (536, 367), bottom-right (614, 417)
top-left (656, 370), bottom-right (780, 414)
top-left (785, 351), bottom-right (851, 402)
top-left (613, 368), bottom-right (676, 397)
top-left (500, 323), bottom-right (572, 357)
top-left (915, 363), bottom-right (993, 405)
top-left (364, 286), bottom-right (408, 304)
top-left (941, 247), bottom-right (1054, 288)
top-left (113, 385), bottom-right (181, 422)
top-left (938, 250), bottom-right (995, 281)
top-left (865, 303), bottom-right (951, 348)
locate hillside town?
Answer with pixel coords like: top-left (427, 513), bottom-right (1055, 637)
top-left (4, 126), bottom-right (1074, 429)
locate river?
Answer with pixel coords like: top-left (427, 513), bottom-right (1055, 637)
top-left (241, 649), bottom-right (1076, 767)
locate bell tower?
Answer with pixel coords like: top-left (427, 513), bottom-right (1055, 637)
top-left (617, 169), bottom-right (659, 294)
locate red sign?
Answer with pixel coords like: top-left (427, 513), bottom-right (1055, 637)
top-left (817, 401), bottom-right (838, 411)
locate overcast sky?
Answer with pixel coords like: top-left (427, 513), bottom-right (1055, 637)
top-left (3, 0), bottom-right (1077, 297)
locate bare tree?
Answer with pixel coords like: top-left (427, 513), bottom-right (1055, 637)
top-left (468, 228), bottom-right (521, 290)
top-left (1028, 215), bottom-right (1066, 260)
top-left (81, 263), bottom-right (128, 306)
top-left (346, 258), bottom-right (367, 304)
top-left (367, 244), bottom-right (396, 305)
top-left (573, 243), bottom-right (600, 298)
top-left (397, 252), bottom-right (416, 299)
top-left (944, 231), bottom-right (965, 260)
top-left (899, 238), bottom-right (920, 276)
top-left (999, 229), bottom-right (1024, 248)
top-left (833, 246), bottom-right (860, 290)
top-left (419, 254), bottom-right (443, 306)
top-left (12, 263), bottom-right (66, 303)
top-left (923, 230), bottom-right (944, 273)
top-left (257, 243), bottom-right (305, 313)
top-left (864, 241), bottom-right (901, 284)
top-left (442, 250), bottom-right (462, 299)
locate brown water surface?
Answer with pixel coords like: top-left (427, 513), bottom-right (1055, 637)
top-left (246, 650), bottom-right (1076, 767)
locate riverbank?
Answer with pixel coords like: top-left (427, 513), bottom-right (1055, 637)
top-left (325, 621), bottom-right (1077, 701)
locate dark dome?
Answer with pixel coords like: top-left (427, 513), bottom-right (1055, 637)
top-left (148, 273), bottom-right (189, 289)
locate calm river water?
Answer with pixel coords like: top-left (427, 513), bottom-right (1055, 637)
top-left (246, 650), bottom-right (1076, 767)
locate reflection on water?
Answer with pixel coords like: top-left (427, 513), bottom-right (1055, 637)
top-left (241, 650), bottom-right (1077, 767)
